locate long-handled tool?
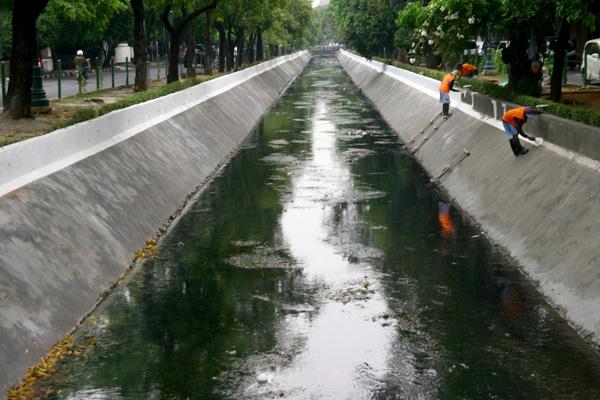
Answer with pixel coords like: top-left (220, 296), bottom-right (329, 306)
top-left (404, 113), bottom-right (443, 148)
top-left (410, 116), bottom-right (448, 154)
top-left (431, 149), bottom-right (471, 183)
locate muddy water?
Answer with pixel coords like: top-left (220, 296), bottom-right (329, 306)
top-left (51, 55), bottom-right (600, 399)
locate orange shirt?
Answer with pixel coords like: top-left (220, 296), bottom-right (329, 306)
top-left (439, 73), bottom-right (454, 92)
top-left (502, 107), bottom-right (527, 127)
top-left (460, 63), bottom-right (477, 76)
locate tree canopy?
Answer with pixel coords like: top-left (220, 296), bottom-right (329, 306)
top-left (326, 0), bottom-right (600, 97)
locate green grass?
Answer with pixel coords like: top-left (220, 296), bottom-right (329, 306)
top-left (372, 56), bottom-right (600, 128)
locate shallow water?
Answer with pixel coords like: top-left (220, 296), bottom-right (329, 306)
top-left (51, 55), bottom-right (600, 399)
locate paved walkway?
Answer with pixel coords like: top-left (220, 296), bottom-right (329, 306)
top-left (1, 66), bottom-right (167, 107)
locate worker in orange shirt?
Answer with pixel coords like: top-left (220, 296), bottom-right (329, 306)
top-left (457, 63), bottom-right (478, 78)
top-left (439, 70), bottom-right (460, 118)
top-left (501, 106), bottom-right (539, 156)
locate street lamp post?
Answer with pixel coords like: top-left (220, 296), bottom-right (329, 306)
top-left (483, 28), bottom-right (496, 76)
top-left (31, 65), bottom-right (50, 112)
top-left (56, 59), bottom-right (62, 99)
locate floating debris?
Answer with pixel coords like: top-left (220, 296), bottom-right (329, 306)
top-left (225, 246), bottom-right (297, 269)
top-left (260, 153), bottom-right (298, 165)
top-left (346, 129), bottom-right (370, 138)
top-left (134, 239), bottom-right (157, 263)
top-left (257, 372), bottom-right (273, 384)
top-left (343, 148), bottom-right (376, 163)
top-left (7, 336), bottom-right (75, 400)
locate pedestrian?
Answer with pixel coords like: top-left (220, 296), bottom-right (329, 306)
top-left (74, 50), bottom-right (89, 80)
top-left (439, 70), bottom-right (460, 118)
top-left (456, 63), bottom-right (478, 78)
top-left (501, 106), bottom-right (540, 156)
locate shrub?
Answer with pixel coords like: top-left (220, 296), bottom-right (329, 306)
top-left (492, 50), bottom-right (507, 76)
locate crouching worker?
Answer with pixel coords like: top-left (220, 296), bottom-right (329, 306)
top-left (457, 63), bottom-right (478, 78)
top-left (439, 70), bottom-right (460, 118)
top-left (501, 106), bottom-right (539, 156)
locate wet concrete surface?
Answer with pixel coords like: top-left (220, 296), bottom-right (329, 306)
top-left (46, 55), bottom-right (600, 399)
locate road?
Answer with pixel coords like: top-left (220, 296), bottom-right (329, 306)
top-left (567, 69), bottom-right (582, 85)
top-left (0, 66), bottom-right (167, 107)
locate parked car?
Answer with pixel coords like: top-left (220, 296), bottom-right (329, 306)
top-left (496, 40), bottom-right (509, 52)
top-left (463, 40), bottom-right (483, 56)
top-left (582, 39), bottom-right (600, 82)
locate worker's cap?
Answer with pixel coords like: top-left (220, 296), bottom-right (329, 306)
top-left (524, 106), bottom-right (536, 116)
top-left (451, 70), bottom-right (460, 78)
top-left (77, 50), bottom-right (83, 56)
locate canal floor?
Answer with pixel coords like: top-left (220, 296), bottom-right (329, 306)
top-left (49, 55), bottom-right (600, 399)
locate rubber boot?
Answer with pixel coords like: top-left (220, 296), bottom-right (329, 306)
top-left (509, 138), bottom-right (520, 155)
top-left (510, 135), bottom-right (529, 156)
top-left (442, 103), bottom-right (449, 118)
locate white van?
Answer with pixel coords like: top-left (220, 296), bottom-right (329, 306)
top-left (582, 39), bottom-right (600, 82)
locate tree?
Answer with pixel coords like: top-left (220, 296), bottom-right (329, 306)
top-left (131, 0), bottom-right (148, 91)
top-left (0, 3), bottom-right (11, 60)
top-left (329, 0), bottom-right (396, 59)
top-left (38, 0), bottom-right (129, 60)
top-left (549, 0), bottom-right (597, 101)
top-left (159, 0), bottom-right (218, 83)
top-left (263, 0), bottom-right (315, 53)
top-left (404, 0), bottom-right (497, 68)
top-left (4, 0), bottom-right (49, 119)
top-left (395, 1), bottom-right (427, 64)
top-left (313, 5), bottom-right (337, 45)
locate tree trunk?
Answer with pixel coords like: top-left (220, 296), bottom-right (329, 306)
top-left (505, 29), bottom-right (543, 96)
top-left (236, 28), bottom-right (244, 70)
top-left (550, 20), bottom-right (570, 102)
top-left (167, 34), bottom-right (181, 83)
top-left (161, 0), bottom-right (219, 83)
top-left (184, 22), bottom-right (196, 78)
top-left (246, 32), bottom-right (255, 64)
top-left (226, 28), bottom-right (234, 71)
top-left (5, 0), bottom-right (48, 119)
top-left (216, 22), bottom-right (226, 72)
top-left (131, 0), bottom-right (147, 91)
top-left (203, 11), bottom-right (213, 75)
top-left (256, 27), bottom-right (263, 61)
top-left (424, 43), bottom-right (436, 68)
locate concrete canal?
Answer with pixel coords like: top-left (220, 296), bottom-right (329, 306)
top-left (46, 54), bottom-right (600, 399)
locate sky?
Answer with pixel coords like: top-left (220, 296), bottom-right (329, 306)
top-left (312, 0), bottom-right (330, 8)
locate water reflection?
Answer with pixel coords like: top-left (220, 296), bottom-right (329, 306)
top-left (437, 202), bottom-right (453, 239)
top-left (273, 93), bottom-right (393, 399)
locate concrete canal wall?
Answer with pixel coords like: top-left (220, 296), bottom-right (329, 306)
top-left (337, 49), bottom-right (600, 348)
top-left (0, 51), bottom-right (311, 389)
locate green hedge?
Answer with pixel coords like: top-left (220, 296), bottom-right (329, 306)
top-left (372, 57), bottom-right (600, 128)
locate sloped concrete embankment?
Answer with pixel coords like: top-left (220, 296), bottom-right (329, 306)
top-left (0, 51), bottom-right (311, 389)
top-left (337, 50), bottom-right (600, 347)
